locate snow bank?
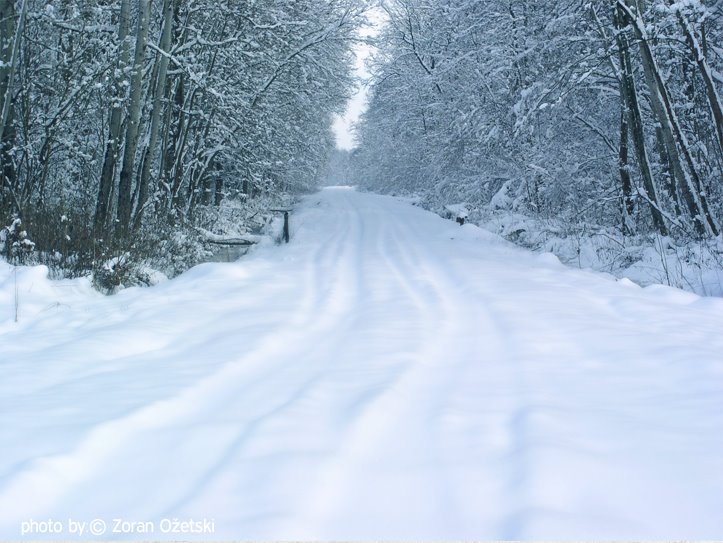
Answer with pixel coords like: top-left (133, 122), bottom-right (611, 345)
top-left (481, 211), bottom-right (723, 297)
top-left (0, 261), bottom-right (98, 329)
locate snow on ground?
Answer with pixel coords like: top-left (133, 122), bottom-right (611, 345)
top-left (479, 209), bottom-right (723, 297)
top-left (1, 187), bottom-right (723, 539)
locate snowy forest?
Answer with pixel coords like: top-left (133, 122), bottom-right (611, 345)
top-left (1, 0), bottom-right (723, 292)
top-left (0, 0), bottom-right (360, 286)
top-left (351, 0), bottom-right (723, 293)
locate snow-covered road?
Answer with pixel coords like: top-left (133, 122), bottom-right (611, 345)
top-left (1, 187), bottom-right (723, 539)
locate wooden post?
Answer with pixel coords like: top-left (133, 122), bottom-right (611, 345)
top-left (271, 208), bottom-right (291, 243)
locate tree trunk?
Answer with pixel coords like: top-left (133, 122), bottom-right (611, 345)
top-left (0, 0), bottom-right (25, 144)
top-left (182, 109), bottom-right (216, 216)
top-left (670, 3), bottom-right (723, 161)
top-left (214, 177), bottom-right (224, 207)
top-left (159, 76), bottom-right (184, 204)
top-left (618, 0), bottom-right (718, 236)
top-left (94, 0), bottom-right (131, 234)
top-left (655, 125), bottom-right (682, 219)
top-left (614, 3), bottom-right (668, 235)
top-left (618, 105), bottom-right (634, 234)
top-left (116, 0), bottom-right (151, 237)
top-left (0, 0), bottom-right (27, 212)
top-left (133, 0), bottom-right (176, 229)
top-left (1, 103), bottom-right (17, 207)
top-left (157, 0), bottom-right (186, 208)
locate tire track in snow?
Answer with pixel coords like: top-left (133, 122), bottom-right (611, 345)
top-left (165, 190), bottom-right (449, 531)
top-left (427, 233), bottom-right (541, 537)
top-left (387, 208), bottom-right (516, 532)
top-left (150, 190), bottom-right (373, 518)
top-left (344, 199), bottom-right (535, 535)
top-left (139, 194), bottom-right (371, 515)
top-left (286, 194), bottom-right (494, 536)
top-left (251, 192), bottom-right (446, 535)
top-left (0, 192), bottom-right (366, 524)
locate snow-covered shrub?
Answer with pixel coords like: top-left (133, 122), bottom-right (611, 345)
top-left (92, 253), bottom-right (134, 294)
top-left (480, 207), bottom-right (723, 296)
top-left (1, 218), bottom-right (36, 264)
top-left (18, 204), bottom-right (97, 279)
top-left (144, 224), bottom-right (211, 279)
top-left (89, 218), bottom-right (205, 293)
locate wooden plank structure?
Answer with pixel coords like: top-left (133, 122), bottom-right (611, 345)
top-left (205, 238), bottom-right (256, 247)
top-left (202, 207), bottom-right (291, 263)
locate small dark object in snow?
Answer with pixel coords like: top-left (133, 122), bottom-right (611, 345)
top-left (271, 208), bottom-right (291, 243)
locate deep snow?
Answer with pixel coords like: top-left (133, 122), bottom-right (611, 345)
top-left (1, 187), bottom-right (722, 539)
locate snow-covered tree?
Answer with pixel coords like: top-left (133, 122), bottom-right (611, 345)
top-left (0, 0), bottom-right (363, 280)
top-left (353, 0), bottom-right (723, 241)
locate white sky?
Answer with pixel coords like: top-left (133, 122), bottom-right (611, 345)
top-left (332, 73), bottom-right (370, 151)
top-left (333, 7), bottom-right (385, 151)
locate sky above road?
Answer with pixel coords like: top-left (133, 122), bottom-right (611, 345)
top-left (333, 7), bottom-right (385, 150)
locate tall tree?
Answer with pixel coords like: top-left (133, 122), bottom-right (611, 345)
top-left (0, 0), bottom-right (27, 213)
top-left (117, 0), bottom-right (151, 236)
top-left (94, 0), bottom-right (131, 234)
top-left (133, 0), bottom-right (176, 228)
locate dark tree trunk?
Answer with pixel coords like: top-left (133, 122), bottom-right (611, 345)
top-left (117, 0), bottom-right (151, 237)
top-left (618, 105), bottom-right (634, 233)
top-left (94, 0), bottom-right (130, 234)
top-left (614, 2), bottom-right (668, 235)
